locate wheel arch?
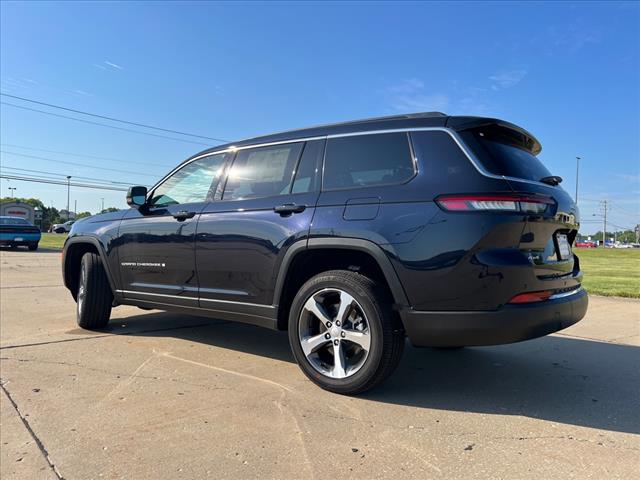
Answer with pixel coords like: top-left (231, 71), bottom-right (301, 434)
top-left (274, 238), bottom-right (410, 330)
top-left (63, 236), bottom-right (117, 299)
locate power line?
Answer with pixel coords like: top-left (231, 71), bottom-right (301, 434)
top-left (0, 93), bottom-right (229, 143)
top-left (0, 142), bottom-right (174, 169)
top-left (1, 150), bottom-right (159, 178)
top-left (610, 204), bottom-right (640, 217)
top-left (1, 101), bottom-right (215, 147)
top-left (0, 166), bottom-right (134, 186)
top-left (0, 174), bottom-right (128, 191)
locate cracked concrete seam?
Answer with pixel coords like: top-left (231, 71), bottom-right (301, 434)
top-left (0, 381), bottom-right (65, 480)
top-left (0, 356), bottom-right (228, 392)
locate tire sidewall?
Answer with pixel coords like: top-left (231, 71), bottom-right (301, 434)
top-left (288, 273), bottom-right (385, 391)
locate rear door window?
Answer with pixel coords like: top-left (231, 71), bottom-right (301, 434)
top-left (223, 143), bottom-right (303, 200)
top-left (323, 133), bottom-right (415, 190)
top-left (459, 125), bottom-right (552, 182)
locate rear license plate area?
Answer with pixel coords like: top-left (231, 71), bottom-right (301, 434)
top-left (556, 233), bottom-right (571, 260)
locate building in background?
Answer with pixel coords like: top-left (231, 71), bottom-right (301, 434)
top-left (0, 200), bottom-right (36, 223)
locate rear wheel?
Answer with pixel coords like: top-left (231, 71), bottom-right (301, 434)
top-left (76, 252), bottom-right (113, 329)
top-left (288, 270), bottom-right (404, 394)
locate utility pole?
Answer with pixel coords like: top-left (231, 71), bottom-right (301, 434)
top-left (575, 156), bottom-right (581, 204)
top-left (66, 176), bottom-right (71, 221)
top-left (602, 200), bottom-right (608, 248)
top-left (101, 197), bottom-right (104, 213)
top-left (74, 200), bottom-right (77, 219)
top-left (8, 187), bottom-right (16, 198)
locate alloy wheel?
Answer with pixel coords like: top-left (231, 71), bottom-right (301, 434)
top-left (298, 288), bottom-right (371, 379)
top-left (77, 262), bottom-right (86, 314)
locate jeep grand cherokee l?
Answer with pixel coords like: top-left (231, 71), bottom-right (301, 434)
top-left (62, 113), bottom-right (588, 394)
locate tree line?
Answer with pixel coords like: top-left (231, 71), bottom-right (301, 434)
top-left (576, 230), bottom-right (638, 244)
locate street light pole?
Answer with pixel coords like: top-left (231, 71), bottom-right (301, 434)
top-left (66, 176), bottom-right (71, 221)
top-left (101, 197), bottom-right (104, 213)
top-left (575, 156), bottom-right (581, 205)
top-left (8, 187), bottom-right (16, 198)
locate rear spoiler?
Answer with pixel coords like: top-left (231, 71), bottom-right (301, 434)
top-left (446, 116), bottom-right (542, 155)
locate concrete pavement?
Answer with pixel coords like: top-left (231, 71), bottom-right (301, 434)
top-left (1, 250), bottom-right (639, 479)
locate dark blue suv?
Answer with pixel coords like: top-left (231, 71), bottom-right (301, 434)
top-left (62, 113), bottom-right (588, 394)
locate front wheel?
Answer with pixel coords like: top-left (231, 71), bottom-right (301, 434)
top-left (28, 243), bottom-right (38, 251)
top-left (76, 252), bottom-right (113, 329)
top-left (288, 270), bottom-right (404, 394)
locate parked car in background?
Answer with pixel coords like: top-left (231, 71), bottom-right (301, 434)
top-left (0, 216), bottom-right (41, 250)
top-left (62, 112), bottom-right (588, 394)
top-left (51, 220), bottom-right (75, 233)
top-left (575, 240), bottom-right (597, 248)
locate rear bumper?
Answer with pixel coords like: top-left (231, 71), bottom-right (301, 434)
top-left (400, 288), bottom-right (588, 347)
top-left (0, 233), bottom-right (41, 245)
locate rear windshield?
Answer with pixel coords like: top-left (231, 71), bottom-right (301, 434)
top-left (0, 217), bottom-right (30, 225)
top-left (460, 126), bottom-right (552, 182)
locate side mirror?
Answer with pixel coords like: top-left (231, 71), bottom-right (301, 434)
top-left (126, 186), bottom-right (148, 209)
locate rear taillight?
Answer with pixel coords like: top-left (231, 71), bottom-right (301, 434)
top-left (436, 194), bottom-right (554, 214)
top-left (508, 290), bottom-right (554, 304)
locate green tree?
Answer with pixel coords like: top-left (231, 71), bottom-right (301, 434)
top-left (76, 211), bottom-right (92, 219)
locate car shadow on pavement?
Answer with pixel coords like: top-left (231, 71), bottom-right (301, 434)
top-left (104, 311), bottom-right (640, 436)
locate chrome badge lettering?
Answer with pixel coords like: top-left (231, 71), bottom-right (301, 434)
top-left (121, 262), bottom-right (166, 268)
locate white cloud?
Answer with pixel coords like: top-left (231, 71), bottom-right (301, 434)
top-left (103, 60), bottom-right (124, 70)
top-left (548, 24), bottom-right (601, 52)
top-left (489, 69), bottom-right (528, 90)
top-left (387, 78), bottom-right (425, 94)
top-left (615, 173), bottom-right (640, 183)
top-left (386, 79), bottom-right (449, 113)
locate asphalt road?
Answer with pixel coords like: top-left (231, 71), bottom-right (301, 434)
top-left (1, 250), bottom-right (638, 479)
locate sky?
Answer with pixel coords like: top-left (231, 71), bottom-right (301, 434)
top-left (0, 0), bottom-right (638, 234)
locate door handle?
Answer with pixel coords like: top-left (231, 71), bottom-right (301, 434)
top-left (274, 203), bottom-right (306, 216)
top-left (172, 210), bottom-right (196, 221)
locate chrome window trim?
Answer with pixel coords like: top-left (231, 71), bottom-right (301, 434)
top-left (116, 289), bottom-right (275, 309)
top-left (326, 127), bottom-right (556, 188)
top-left (148, 135), bottom-right (326, 197)
top-left (146, 126), bottom-right (555, 201)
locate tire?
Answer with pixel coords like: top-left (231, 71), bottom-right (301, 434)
top-left (76, 252), bottom-right (113, 329)
top-left (288, 270), bottom-right (405, 394)
top-left (28, 243), bottom-right (38, 251)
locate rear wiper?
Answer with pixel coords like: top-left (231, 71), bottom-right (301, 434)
top-left (539, 175), bottom-right (562, 186)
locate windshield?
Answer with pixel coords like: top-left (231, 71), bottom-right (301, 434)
top-left (0, 217), bottom-right (30, 225)
top-left (460, 126), bottom-right (552, 182)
